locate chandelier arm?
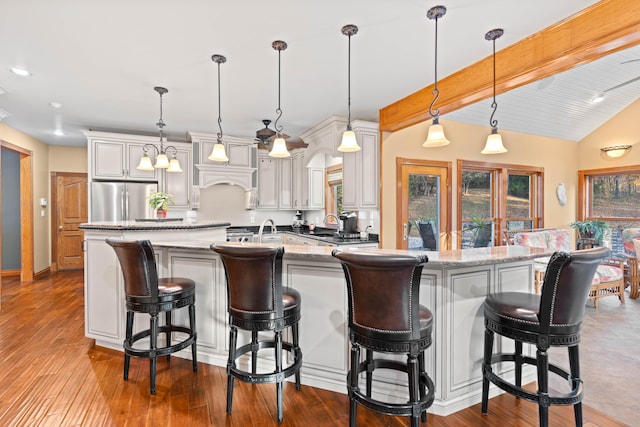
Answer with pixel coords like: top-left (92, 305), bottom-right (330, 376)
top-left (164, 145), bottom-right (178, 157)
top-left (142, 144), bottom-right (159, 156)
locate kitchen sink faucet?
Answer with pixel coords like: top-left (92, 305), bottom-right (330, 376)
top-left (324, 214), bottom-right (342, 232)
top-left (257, 219), bottom-right (277, 243)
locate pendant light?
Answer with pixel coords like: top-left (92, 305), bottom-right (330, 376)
top-left (270, 40), bottom-right (290, 158)
top-left (481, 28), bottom-right (507, 154)
top-left (208, 54), bottom-right (230, 162)
top-left (137, 86), bottom-right (182, 172)
top-left (338, 24), bottom-right (361, 152)
top-left (423, 5), bottom-right (450, 148)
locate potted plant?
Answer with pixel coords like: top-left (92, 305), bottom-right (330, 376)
top-left (466, 216), bottom-right (493, 248)
top-left (147, 191), bottom-right (174, 218)
top-left (570, 220), bottom-right (610, 243)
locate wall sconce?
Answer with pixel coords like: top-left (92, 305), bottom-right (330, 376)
top-left (601, 145), bottom-right (632, 158)
top-left (137, 87), bottom-right (182, 172)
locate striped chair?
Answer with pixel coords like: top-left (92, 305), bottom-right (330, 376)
top-left (622, 228), bottom-right (640, 299)
top-left (506, 228), bottom-right (625, 308)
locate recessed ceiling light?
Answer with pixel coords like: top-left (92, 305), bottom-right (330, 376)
top-left (10, 67), bottom-right (31, 77)
top-left (591, 93), bottom-right (604, 104)
top-left (53, 129), bottom-right (65, 136)
top-left (49, 101), bottom-right (63, 109)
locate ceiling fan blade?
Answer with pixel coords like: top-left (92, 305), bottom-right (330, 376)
top-left (603, 75), bottom-right (640, 93)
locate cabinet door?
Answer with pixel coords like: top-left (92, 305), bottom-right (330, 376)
top-left (359, 131), bottom-right (379, 208)
top-left (341, 151), bottom-right (358, 209)
top-left (127, 142), bottom-right (158, 181)
top-left (85, 238), bottom-right (122, 342)
top-left (226, 141), bottom-right (254, 167)
top-left (292, 153), bottom-right (303, 209)
top-left (164, 144), bottom-right (191, 208)
top-left (308, 167), bottom-right (325, 209)
top-left (279, 157), bottom-right (293, 209)
top-left (93, 141), bottom-right (126, 180)
top-left (257, 156), bottom-right (277, 209)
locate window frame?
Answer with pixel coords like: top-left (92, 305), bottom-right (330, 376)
top-left (457, 160), bottom-right (544, 248)
top-left (577, 164), bottom-right (640, 222)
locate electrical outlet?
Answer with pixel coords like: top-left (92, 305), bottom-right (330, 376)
top-left (369, 219), bottom-right (374, 228)
top-left (250, 216), bottom-right (255, 224)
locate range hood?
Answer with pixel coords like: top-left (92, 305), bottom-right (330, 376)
top-left (195, 164), bottom-right (256, 190)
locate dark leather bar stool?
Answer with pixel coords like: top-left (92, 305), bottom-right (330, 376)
top-left (106, 238), bottom-right (197, 394)
top-left (481, 246), bottom-right (609, 427)
top-left (332, 249), bottom-right (435, 427)
top-left (212, 244), bottom-right (302, 423)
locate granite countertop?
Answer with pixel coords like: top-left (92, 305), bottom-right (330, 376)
top-left (152, 240), bottom-right (550, 267)
top-left (79, 220), bottom-right (231, 231)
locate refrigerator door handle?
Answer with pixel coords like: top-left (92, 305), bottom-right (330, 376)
top-left (124, 189), bottom-right (129, 221)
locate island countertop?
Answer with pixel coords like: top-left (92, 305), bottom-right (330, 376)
top-left (79, 220), bottom-right (230, 231)
top-left (152, 240), bottom-right (550, 267)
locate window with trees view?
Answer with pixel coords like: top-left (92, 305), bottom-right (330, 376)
top-left (578, 166), bottom-right (640, 254)
top-left (457, 160), bottom-right (543, 248)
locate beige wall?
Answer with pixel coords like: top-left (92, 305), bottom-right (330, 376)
top-left (49, 145), bottom-right (88, 173)
top-left (380, 119), bottom-right (579, 249)
top-left (578, 98), bottom-right (640, 169)
top-left (0, 123), bottom-right (50, 273)
top-left (1, 125), bottom-right (87, 274)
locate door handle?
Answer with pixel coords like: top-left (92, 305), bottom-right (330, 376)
top-left (403, 223), bottom-right (408, 240)
top-left (58, 225), bottom-right (64, 231)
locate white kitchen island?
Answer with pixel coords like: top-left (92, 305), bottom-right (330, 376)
top-left (81, 224), bottom-right (547, 416)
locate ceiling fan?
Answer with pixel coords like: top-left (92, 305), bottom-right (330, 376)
top-left (254, 119), bottom-right (308, 150)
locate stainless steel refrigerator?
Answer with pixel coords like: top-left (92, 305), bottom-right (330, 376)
top-left (90, 181), bottom-right (157, 222)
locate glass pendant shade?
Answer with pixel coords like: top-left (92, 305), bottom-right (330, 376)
top-left (154, 153), bottom-right (170, 168)
top-left (167, 157), bottom-right (183, 172)
top-left (423, 120), bottom-right (450, 147)
top-left (208, 142), bottom-right (229, 162)
top-left (269, 136), bottom-right (290, 158)
top-left (481, 130), bottom-right (507, 154)
top-left (137, 156), bottom-right (154, 171)
top-left (338, 129), bottom-right (360, 152)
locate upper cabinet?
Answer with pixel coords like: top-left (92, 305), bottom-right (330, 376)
top-left (85, 131), bottom-right (192, 208)
top-left (341, 120), bottom-right (379, 210)
top-left (299, 116), bottom-right (379, 211)
top-left (188, 132), bottom-right (257, 192)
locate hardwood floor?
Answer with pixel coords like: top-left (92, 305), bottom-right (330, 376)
top-left (0, 271), bottom-right (628, 426)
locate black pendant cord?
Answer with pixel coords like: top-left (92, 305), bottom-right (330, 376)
top-left (489, 37), bottom-right (498, 131)
top-left (428, 15), bottom-right (440, 119)
top-left (155, 87), bottom-right (167, 151)
top-left (216, 60), bottom-right (223, 143)
top-left (347, 30), bottom-right (352, 130)
top-left (274, 46), bottom-right (284, 136)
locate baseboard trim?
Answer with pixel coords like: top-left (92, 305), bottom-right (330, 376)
top-left (1, 269), bottom-right (21, 277)
top-left (34, 267), bottom-right (51, 280)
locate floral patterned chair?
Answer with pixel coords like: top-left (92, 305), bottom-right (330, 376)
top-left (622, 228), bottom-right (640, 299)
top-left (504, 228), bottom-right (625, 308)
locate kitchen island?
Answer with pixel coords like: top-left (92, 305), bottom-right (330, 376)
top-left (81, 224), bottom-right (546, 416)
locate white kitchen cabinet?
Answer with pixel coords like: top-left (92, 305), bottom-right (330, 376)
top-left (279, 157), bottom-right (293, 209)
top-left (90, 138), bottom-right (157, 182)
top-left (292, 152), bottom-right (308, 210)
top-left (342, 121), bottom-right (379, 210)
top-left (308, 167), bottom-right (325, 209)
top-left (162, 142), bottom-right (191, 209)
top-left (257, 154), bottom-right (278, 209)
top-left (188, 132), bottom-right (256, 168)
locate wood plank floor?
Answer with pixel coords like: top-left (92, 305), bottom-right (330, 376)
top-left (0, 271), bottom-right (628, 426)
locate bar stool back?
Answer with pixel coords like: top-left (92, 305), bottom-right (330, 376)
top-left (481, 246), bottom-right (609, 426)
top-left (106, 238), bottom-right (197, 394)
top-left (332, 249), bottom-right (435, 427)
top-left (212, 244), bottom-right (302, 423)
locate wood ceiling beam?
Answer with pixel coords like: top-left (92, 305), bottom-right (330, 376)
top-left (379, 0), bottom-right (640, 133)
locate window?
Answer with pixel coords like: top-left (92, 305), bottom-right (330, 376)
top-left (457, 160), bottom-right (544, 248)
top-left (325, 164), bottom-right (343, 219)
top-left (578, 165), bottom-right (640, 254)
